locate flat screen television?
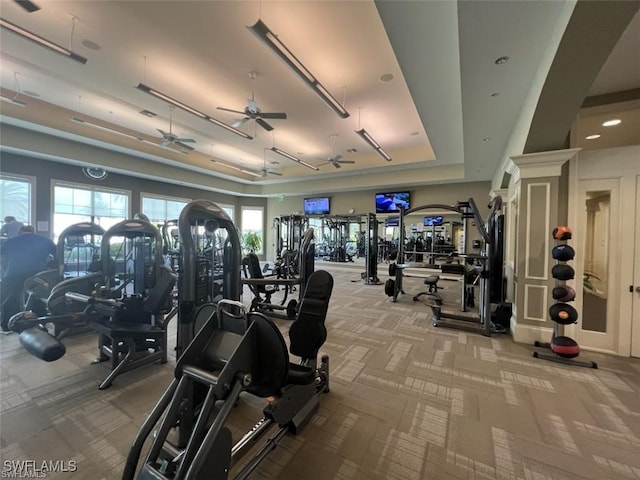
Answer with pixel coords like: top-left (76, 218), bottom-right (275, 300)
top-left (385, 216), bottom-right (400, 227)
top-left (375, 191), bottom-right (410, 213)
top-left (423, 215), bottom-right (443, 226)
top-left (303, 197), bottom-right (330, 215)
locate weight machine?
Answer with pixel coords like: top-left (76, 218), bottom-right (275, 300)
top-left (361, 213), bottom-right (380, 284)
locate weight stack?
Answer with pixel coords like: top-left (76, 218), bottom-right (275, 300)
top-left (533, 226), bottom-right (598, 368)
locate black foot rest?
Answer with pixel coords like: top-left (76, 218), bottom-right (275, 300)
top-left (19, 327), bottom-right (66, 362)
top-left (286, 363), bottom-right (315, 385)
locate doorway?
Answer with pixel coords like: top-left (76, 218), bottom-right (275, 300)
top-left (568, 146), bottom-right (640, 357)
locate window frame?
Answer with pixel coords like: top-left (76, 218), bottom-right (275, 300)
top-left (0, 172), bottom-right (36, 227)
top-left (240, 205), bottom-right (264, 255)
top-left (51, 179), bottom-right (131, 240)
top-left (140, 191), bottom-right (191, 224)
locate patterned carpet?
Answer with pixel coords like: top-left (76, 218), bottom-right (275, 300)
top-left (1, 263), bottom-right (639, 479)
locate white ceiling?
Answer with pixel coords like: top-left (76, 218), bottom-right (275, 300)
top-left (0, 1), bottom-right (637, 196)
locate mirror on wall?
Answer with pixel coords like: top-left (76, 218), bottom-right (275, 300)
top-left (582, 191), bottom-right (610, 333)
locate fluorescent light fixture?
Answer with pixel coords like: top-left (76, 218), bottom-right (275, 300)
top-left (247, 19), bottom-right (349, 119)
top-left (270, 147), bottom-right (319, 171)
top-left (1, 94), bottom-right (26, 107)
top-left (355, 128), bottom-right (392, 161)
top-left (585, 134), bottom-right (601, 140)
top-left (212, 160), bottom-right (262, 177)
top-left (71, 116), bottom-right (144, 142)
top-left (135, 83), bottom-right (253, 140)
top-left (0, 17), bottom-right (87, 64)
top-left (602, 119), bottom-right (621, 127)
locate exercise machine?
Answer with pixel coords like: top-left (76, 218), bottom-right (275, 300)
top-left (122, 268), bottom-right (333, 479)
top-left (14, 221), bottom-right (105, 326)
top-left (242, 228), bottom-right (315, 319)
top-left (429, 197), bottom-right (503, 336)
top-left (16, 217), bottom-right (177, 388)
top-left (361, 213), bottom-right (381, 284)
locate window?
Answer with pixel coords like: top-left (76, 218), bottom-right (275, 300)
top-left (0, 174), bottom-right (34, 226)
top-left (53, 182), bottom-right (130, 241)
top-left (241, 206), bottom-right (264, 254)
top-left (141, 193), bottom-right (190, 225)
top-left (218, 203), bottom-right (234, 223)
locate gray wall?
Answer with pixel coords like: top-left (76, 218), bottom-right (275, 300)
top-left (0, 152), bottom-right (266, 236)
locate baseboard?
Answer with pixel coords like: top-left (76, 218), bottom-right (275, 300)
top-left (511, 318), bottom-right (554, 345)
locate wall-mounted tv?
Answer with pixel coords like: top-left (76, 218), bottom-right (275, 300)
top-left (423, 215), bottom-right (443, 226)
top-left (375, 191), bottom-right (410, 213)
top-left (303, 197), bottom-right (330, 215)
top-left (385, 216), bottom-right (400, 227)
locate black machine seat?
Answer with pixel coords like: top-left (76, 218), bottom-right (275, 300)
top-left (423, 275), bottom-right (440, 293)
top-left (288, 270), bottom-right (334, 362)
top-left (242, 253), bottom-right (278, 299)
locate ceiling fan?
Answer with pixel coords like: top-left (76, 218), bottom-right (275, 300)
top-left (157, 106), bottom-right (196, 151)
top-left (259, 149), bottom-right (282, 177)
top-left (319, 135), bottom-right (355, 169)
top-left (217, 71), bottom-right (287, 132)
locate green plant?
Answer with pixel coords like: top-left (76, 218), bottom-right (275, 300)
top-left (242, 230), bottom-right (262, 253)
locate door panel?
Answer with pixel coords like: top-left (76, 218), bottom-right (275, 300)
top-left (632, 175), bottom-right (640, 357)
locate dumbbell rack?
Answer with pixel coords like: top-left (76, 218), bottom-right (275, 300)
top-left (533, 226), bottom-right (598, 369)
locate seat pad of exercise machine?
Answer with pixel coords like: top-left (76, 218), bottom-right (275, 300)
top-left (19, 327), bottom-right (66, 362)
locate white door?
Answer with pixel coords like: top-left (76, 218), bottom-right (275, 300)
top-left (569, 146), bottom-right (639, 357)
top-left (632, 174), bottom-right (640, 357)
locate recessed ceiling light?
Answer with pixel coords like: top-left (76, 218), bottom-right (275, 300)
top-left (482, 137), bottom-right (491, 142)
top-left (494, 56), bottom-right (509, 65)
top-left (585, 134), bottom-right (601, 140)
top-left (602, 119), bottom-right (621, 127)
top-left (379, 73), bottom-right (394, 82)
top-left (490, 92), bottom-right (500, 97)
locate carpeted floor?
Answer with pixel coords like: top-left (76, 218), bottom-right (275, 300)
top-left (1, 263), bottom-right (639, 479)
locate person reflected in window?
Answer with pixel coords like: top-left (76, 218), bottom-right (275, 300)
top-left (0, 225), bottom-right (56, 331)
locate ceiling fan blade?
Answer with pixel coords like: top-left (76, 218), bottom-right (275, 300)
top-left (333, 162), bottom-right (342, 169)
top-left (268, 170), bottom-right (283, 176)
top-left (175, 141), bottom-right (195, 151)
top-left (339, 160), bottom-right (356, 164)
top-left (258, 112), bottom-right (287, 120)
top-left (255, 118), bottom-right (274, 132)
top-left (177, 138), bottom-right (196, 143)
top-left (14, 0), bottom-right (40, 12)
top-left (232, 117), bottom-right (250, 128)
top-left (217, 107), bottom-right (246, 115)
top-left (157, 129), bottom-right (167, 136)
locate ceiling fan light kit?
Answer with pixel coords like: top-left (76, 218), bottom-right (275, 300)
top-left (0, 17), bottom-right (87, 64)
top-left (355, 128), bottom-right (392, 162)
top-left (135, 83), bottom-right (253, 140)
top-left (270, 147), bottom-right (319, 171)
top-left (247, 19), bottom-right (350, 119)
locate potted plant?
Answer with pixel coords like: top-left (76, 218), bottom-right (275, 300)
top-left (243, 230), bottom-right (261, 254)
